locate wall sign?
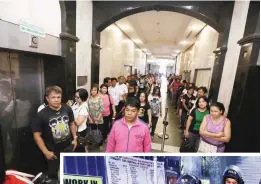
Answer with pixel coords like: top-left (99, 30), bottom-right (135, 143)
top-left (106, 156), bottom-right (165, 184)
top-left (29, 35), bottom-right (38, 48)
top-left (63, 174), bottom-right (103, 184)
top-left (20, 19), bottom-right (45, 37)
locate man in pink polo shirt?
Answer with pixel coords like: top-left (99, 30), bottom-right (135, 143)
top-left (106, 98), bottom-right (152, 152)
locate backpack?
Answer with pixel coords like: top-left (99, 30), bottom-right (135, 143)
top-left (149, 97), bottom-right (160, 116)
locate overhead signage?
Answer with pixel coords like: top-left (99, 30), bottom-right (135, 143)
top-left (20, 19), bottom-right (45, 37)
top-left (63, 174), bottom-right (103, 184)
top-left (106, 156), bottom-right (165, 184)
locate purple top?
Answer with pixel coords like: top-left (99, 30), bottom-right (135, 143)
top-left (201, 115), bottom-right (227, 152)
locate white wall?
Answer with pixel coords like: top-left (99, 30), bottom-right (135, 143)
top-left (99, 24), bottom-right (146, 84)
top-left (179, 25), bottom-right (218, 88)
top-left (218, 0), bottom-right (250, 115)
top-left (0, 0), bottom-right (61, 37)
top-left (0, 0), bottom-right (61, 55)
top-left (76, 0), bottom-right (93, 91)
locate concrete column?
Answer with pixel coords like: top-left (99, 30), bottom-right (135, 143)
top-left (217, 0), bottom-right (250, 115)
top-left (76, 0), bottom-right (93, 91)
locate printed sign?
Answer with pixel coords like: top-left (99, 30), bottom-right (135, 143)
top-left (63, 174), bottom-right (103, 184)
top-left (20, 19), bottom-right (45, 37)
top-left (106, 156), bottom-right (165, 184)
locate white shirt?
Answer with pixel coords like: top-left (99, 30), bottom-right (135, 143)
top-left (37, 103), bottom-right (47, 113)
top-left (108, 86), bottom-right (121, 106)
top-left (128, 125), bottom-right (133, 130)
top-left (116, 83), bottom-right (128, 101)
top-left (71, 102), bottom-right (88, 132)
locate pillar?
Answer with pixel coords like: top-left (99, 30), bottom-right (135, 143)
top-left (217, 0), bottom-right (250, 114)
top-left (226, 1), bottom-right (260, 152)
top-left (76, 0), bottom-right (93, 91)
top-left (59, 1), bottom-right (79, 101)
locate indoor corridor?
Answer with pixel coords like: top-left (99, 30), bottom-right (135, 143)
top-left (150, 76), bottom-right (182, 152)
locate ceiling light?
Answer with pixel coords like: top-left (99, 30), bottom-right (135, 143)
top-left (183, 6), bottom-right (193, 10)
top-left (133, 39), bottom-right (142, 44)
top-left (174, 50), bottom-right (181, 53)
top-left (191, 25), bottom-right (202, 31)
top-left (180, 40), bottom-right (188, 44)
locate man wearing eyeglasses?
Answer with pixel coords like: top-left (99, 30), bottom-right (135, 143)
top-left (32, 86), bottom-right (77, 179)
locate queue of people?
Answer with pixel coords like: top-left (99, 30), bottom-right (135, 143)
top-left (30, 73), bottom-right (163, 178)
top-left (167, 74), bottom-right (231, 153)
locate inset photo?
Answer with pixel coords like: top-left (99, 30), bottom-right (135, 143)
top-left (62, 155), bottom-right (261, 184)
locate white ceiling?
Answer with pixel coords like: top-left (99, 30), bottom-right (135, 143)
top-left (115, 11), bottom-right (206, 59)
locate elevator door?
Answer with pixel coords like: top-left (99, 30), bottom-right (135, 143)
top-left (0, 51), bottom-right (44, 173)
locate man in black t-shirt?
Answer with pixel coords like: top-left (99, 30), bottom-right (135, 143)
top-left (32, 86), bottom-right (77, 179)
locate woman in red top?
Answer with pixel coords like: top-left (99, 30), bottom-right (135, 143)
top-left (170, 78), bottom-right (181, 107)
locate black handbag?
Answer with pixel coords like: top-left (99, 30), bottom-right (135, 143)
top-left (77, 132), bottom-right (88, 147)
top-left (90, 124), bottom-right (103, 145)
top-left (179, 138), bottom-right (194, 152)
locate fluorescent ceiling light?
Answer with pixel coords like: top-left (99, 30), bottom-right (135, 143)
top-left (174, 50), bottom-right (181, 53)
top-left (191, 25), bottom-right (202, 31)
top-left (180, 40), bottom-right (188, 44)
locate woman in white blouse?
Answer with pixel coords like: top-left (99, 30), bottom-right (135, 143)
top-left (71, 88), bottom-right (90, 152)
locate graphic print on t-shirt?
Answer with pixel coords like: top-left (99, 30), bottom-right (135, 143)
top-left (139, 107), bottom-right (145, 117)
top-left (49, 114), bottom-right (70, 143)
top-left (150, 98), bottom-right (160, 116)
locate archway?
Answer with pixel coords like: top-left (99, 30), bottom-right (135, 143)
top-left (97, 5), bottom-right (221, 33)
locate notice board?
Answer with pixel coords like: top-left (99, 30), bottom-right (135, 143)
top-left (105, 156), bottom-right (165, 184)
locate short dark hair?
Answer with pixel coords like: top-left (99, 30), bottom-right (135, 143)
top-left (187, 86), bottom-right (194, 91)
top-left (210, 102), bottom-right (225, 115)
top-left (197, 86), bottom-right (208, 94)
top-left (76, 88), bottom-right (88, 101)
top-left (103, 77), bottom-right (111, 84)
top-left (46, 86), bottom-right (62, 96)
top-left (100, 84), bottom-right (108, 94)
top-left (111, 77), bottom-right (117, 82)
top-left (125, 97), bottom-right (140, 110)
top-left (182, 80), bottom-right (187, 83)
top-left (196, 96), bottom-right (210, 109)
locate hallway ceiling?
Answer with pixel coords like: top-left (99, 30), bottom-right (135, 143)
top-left (115, 11), bottom-right (206, 58)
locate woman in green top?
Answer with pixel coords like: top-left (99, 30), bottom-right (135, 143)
top-left (184, 96), bottom-right (209, 152)
top-left (88, 84), bottom-right (104, 151)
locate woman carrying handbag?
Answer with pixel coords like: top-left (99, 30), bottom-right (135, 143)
top-left (71, 88), bottom-right (90, 152)
top-left (88, 84), bottom-right (104, 151)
